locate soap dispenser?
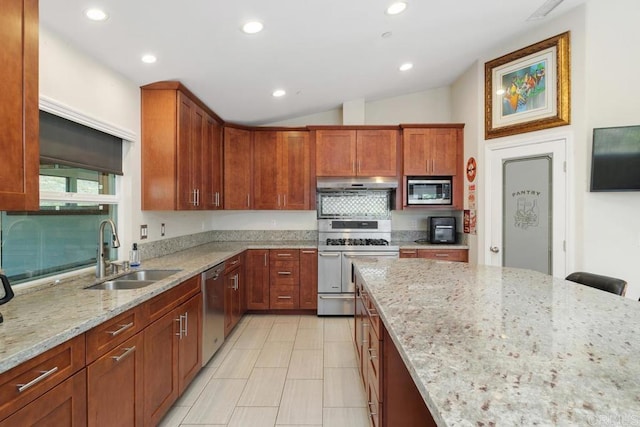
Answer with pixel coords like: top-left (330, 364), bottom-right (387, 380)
top-left (130, 243), bottom-right (141, 267)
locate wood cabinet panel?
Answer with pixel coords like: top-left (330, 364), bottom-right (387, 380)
top-left (0, 334), bottom-right (85, 421)
top-left (356, 130), bottom-right (398, 177)
top-left (315, 130), bottom-right (357, 176)
top-left (279, 131), bottom-right (311, 209)
top-left (269, 285), bottom-right (300, 309)
top-left (253, 131), bottom-right (280, 209)
top-left (224, 265), bottom-right (243, 336)
top-left (403, 128), bottom-right (458, 176)
top-left (224, 127), bottom-right (253, 209)
top-left (0, 0), bottom-right (39, 211)
top-left (204, 116), bottom-right (223, 209)
top-left (178, 294), bottom-right (202, 394)
top-left (417, 249), bottom-right (468, 262)
top-left (399, 249), bottom-right (418, 258)
top-left (87, 333), bottom-right (144, 427)
top-left (0, 371), bottom-right (87, 427)
top-left (245, 249), bottom-right (270, 310)
top-left (299, 249), bottom-right (318, 310)
top-left (269, 260), bottom-right (299, 286)
top-left (146, 275), bottom-right (200, 324)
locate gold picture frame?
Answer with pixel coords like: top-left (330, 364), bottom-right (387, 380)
top-left (485, 31), bottom-right (570, 139)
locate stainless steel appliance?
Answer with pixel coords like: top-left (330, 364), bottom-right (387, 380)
top-left (406, 177), bottom-right (452, 205)
top-left (429, 216), bottom-right (456, 244)
top-left (201, 262), bottom-right (225, 366)
top-left (317, 219), bottom-right (398, 315)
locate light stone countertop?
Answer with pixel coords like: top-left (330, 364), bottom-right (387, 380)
top-left (354, 258), bottom-right (640, 427)
top-left (0, 240), bottom-right (316, 374)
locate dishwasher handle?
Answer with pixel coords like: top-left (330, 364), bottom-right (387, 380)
top-left (202, 262), bottom-right (226, 280)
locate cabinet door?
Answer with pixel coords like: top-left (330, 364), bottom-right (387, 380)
top-left (0, 371), bottom-right (87, 427)
top-left (356, 130), bottom-right (398, 177)
top-left (87, 333), bottom-right (144, 427)
top-left (399, 249), bottom-right (418, 258)
top-left (246, 249), bottom-right (270, 310)
top-left (224, 127), bottom-right (253, 209)
top-left (176, 93), bottom-right (198, 210)
top-left (279, 131), bottom-right (310, 209)
top-left (178, 294), bottom-right (202, 394)
top-left (417, 249), bottom-right (468, 262)
top-left (315, 130), bottom-right (357, 176)
top-left (143, 309), bottom-right (179, 426)
top-left (253, 131), bottom-right (279, 209)
top-left (224, 267), bottom-right (242, 337)
top-left (0, 0), bottom-right (39, 211)
top-left (204, 115), bottom-right (223, 209)
top-left (299, 249), bottom-right (318, 310)
top-left (403, 128), bottom-right (458, 176)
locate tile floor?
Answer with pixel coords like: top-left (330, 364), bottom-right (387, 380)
top-left (159, 314), bottom-right (370, 427)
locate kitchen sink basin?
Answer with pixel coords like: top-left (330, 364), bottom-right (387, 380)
top-left (87, 280), bottom-right (158, 290)
top-left (86, 269), bottom-right (182, 290)
top-left (116, 269), bottom-right (181, 281)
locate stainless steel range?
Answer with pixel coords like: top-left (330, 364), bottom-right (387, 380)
top-left (317, 219), bottom-right (398, 315)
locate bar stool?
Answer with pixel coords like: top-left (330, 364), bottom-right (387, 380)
top-left (565, 272), bottom-right (627, 296)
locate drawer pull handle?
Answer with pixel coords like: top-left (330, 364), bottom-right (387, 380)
top-left (368, 401), bottom-right (378, 416)
top-left (276, 253), bottom-right (292, 257)
top-left (112, 346), bottom-right (136, 363)
top-left (364, 305), bottom-right (378, 318)
top-left (107, 322), bottom-right (134, 337)
top-left (278, 271), bottom-right (292, 275)
top-left (17, 367), bottom-right (59, 392)
top-left (435, 253), bottom-right (449, 257)
top-left (402, 250), bottom-right (417, 254)
top-left (230, 259), bottom-right (239, 265)
top-left (277, 296), bottom-right (292, 299)
top-left (319, 253), bottom-right (340, 257)
top-left (301, 250), bottom-right (316, 254)
top-left (368, 348), bottom-right (377, 360)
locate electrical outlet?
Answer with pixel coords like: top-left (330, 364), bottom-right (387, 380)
top-left (140, 224), bottom-right (148, 239)
top-left (161, 223), bottom-right (165, 237)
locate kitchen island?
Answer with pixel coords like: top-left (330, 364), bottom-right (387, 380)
top-left (354, 258), bottom-right (640, 426)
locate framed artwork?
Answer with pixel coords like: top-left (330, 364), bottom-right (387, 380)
top-left (485, 31), bottom-right (570, 139)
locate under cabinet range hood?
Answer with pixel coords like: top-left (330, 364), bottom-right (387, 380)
top-left (316, 177), bottom-right (398, 190)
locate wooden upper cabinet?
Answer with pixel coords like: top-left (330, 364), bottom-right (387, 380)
top-left (316, 129), bottom-right (398, 177)
top-left (223, 127), bottom-right (253, 210)
top-left (141, 82), bottom-right (222, 210)
top-left (0, 0), bottom-right (39, 211)
top-left (253, 130), bottom-right (310, 210)
top-left (316, 130), bottom-right (357, 176)
top-left (403, 127), bottom-right (459, 176)
top-left (253, 131), bottom-right (280, 210)
top-left (204, 116), bottom-right (223, 209)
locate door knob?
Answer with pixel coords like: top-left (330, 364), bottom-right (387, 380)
top-left (489, 246), bottom-right (500, 253)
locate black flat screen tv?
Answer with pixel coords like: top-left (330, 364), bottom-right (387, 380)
top-left (590, 125), bottom-right (640, 191)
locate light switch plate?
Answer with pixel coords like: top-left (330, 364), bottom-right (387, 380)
top-left (140, 224), bottom-right (148, 239)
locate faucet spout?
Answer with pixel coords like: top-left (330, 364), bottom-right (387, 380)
top-left (97, 219), bottom-right (121, 279)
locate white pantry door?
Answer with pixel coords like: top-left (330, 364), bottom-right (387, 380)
top-left (485, 138), bottom-right (567, 277)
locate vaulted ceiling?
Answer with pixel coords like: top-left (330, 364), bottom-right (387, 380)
top-left (40, 0), bottom-right (586, 125)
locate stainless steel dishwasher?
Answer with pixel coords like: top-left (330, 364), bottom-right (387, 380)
top-left (201, 262), bottom-right (226, 366)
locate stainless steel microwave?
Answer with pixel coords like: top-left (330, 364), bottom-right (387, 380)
top-left (406, 177), bottom-right (452, 205)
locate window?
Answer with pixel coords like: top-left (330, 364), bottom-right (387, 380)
top-left (0, 111), bottom-right (123, 285)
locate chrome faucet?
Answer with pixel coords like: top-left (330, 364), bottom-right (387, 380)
top-left (97, 219), bottom-right (121, 279)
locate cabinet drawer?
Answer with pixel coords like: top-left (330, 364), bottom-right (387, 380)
top-left (270, 249), bottom-right (299, 261)
top-left (417, 249), bottom-right (468, 262)
top-left (269, 285), bottom-right (299, 309)
top-left (367, 374), bottom-right (382, 427)
top-left (366, 323), bottom-right (382, 400)
top-left (86, 305), bottom-right (146, 364)
top-left (399, 249), bottom-right (418, 258)
top-left (362, 290), bottom-right (380, 338)
top-left (224, 254), bottom-right (242, 273)
top-left (146, 275), bottom-right (200, 323)
top-left (0, 334), bottom-right (85, 421)
top-left (270, 260), bottom-right (300, 286)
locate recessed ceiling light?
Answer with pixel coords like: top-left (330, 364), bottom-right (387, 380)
top-left (242, 21), bottom-right (264, 34)
top-left (272, 89), bottom-right (286, 97)
top-left (85, 8), bottom-right (108, 21)
top-left (141, 54), bottom-right (157, 64)
top-left (399, 62), bottom-right (413, 71)
top-left (386, 2), bottom-right (407, 15)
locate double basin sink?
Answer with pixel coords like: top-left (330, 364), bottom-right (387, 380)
top-left (87, 269), bottom-right (181, 290)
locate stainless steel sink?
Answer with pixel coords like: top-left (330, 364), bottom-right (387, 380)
top-left (86, 269), bottom-right (181, 290)
top-left (116, 269), bottom-right (181, 281)
top-left (87, 280), bottom-right (158, 290)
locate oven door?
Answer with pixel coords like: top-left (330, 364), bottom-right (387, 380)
top-left (318, 251), bottom-right (342, 293)
top-left (342, 252), bottom-right (399, 293)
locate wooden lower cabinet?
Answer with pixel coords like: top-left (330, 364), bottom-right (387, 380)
top-left (299, 249), bottom-right (318, 310)
top-left (143, 293), bottom-right (202, 426)
top-left (0, 370), bottom-right (87, 427)
top-left (245, 249), bottom-right (270, 310)
top-left (224, 265), bottom-right (243, 336)
top-left (87, 333), bottom-right (144, 426)
top-left (400, 248), bottom-right (468, 263)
